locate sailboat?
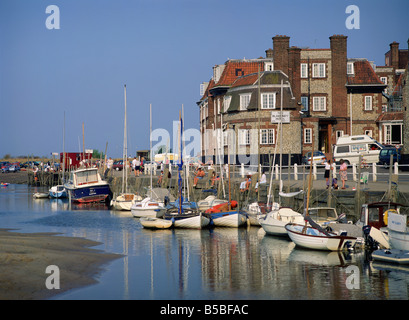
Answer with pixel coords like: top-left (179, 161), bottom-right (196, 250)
top-left (131, 104), bottom-right (166, 218)
top-left (203, 124), bottom-right (246, 228)
top-left (163, 110), bottom-right (210, 229)
top-left (111, 85), bottom-right (141, 210)
top-left (284, 139), bottom-right (357, 251)
top-left (49, 112), bottom-right (67, 199)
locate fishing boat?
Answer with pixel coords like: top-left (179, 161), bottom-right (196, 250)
top-left (204, 201), bottom-right (246, 228)
top-left (64, 167), bottom-right (111, 203)
top-left (131, 196), bottom-right (166, 218)
top-left (48, 185), bottom-right (67, 198)
top-left (285, 223), bottom-right (357, 251)
top-left (139, 217), bottom-right (172, 229)
top-left (261, 206), bottom-right (305, 236)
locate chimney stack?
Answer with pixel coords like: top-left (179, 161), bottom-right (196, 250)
top-left (390, 41), bottom-right (400, 69)
top-left (273, 35), bottom-right (290, 76)
top-left (330, 35), bottom-right (348, 119)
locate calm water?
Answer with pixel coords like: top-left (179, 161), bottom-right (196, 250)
top-left (1, 184), bottom-right (408, 300)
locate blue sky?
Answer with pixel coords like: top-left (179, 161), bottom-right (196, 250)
top-left (0, 0), bottom-right (408, 159)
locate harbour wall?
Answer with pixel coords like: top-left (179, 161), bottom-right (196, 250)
top-left (26, 170), bottom-right (409, 222)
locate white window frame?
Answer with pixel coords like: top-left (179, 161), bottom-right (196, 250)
top-left (261, 93), bottom-right (276, 109)
top-left (239, 129), bottom-right (250, 145)
top-left (312, 63), bottom-right (326, 78)
top-left (260, 129), bottom-right (275, 145)
top-left (265, 62), bottom-right (274, 71)
top-left (364, 96), bottom-right (372, 111)
top-left (347, 62), bottom-right (354, 75)
top-left (312, 96), bottom-right (326, 111)
top-left (304, 128), bottom-right (312, 144)
top-left (240, 94), bottom-right (251, 111)
top-left (301, 96), bottom-right (308, 112)
top-left (301, 63), bottom-right (308, 78)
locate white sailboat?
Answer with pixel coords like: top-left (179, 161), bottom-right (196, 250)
top-left (131, 104), bottom-right (166, 217)
top-left (112, 85), bottom-right (141, 210)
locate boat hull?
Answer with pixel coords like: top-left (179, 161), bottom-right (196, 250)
top-left (66, 184), bottom-right (111, 203)
top-left (132, 207), bottom-right (166, 218)
top-left (209, 211), bottom-right (247, 228)
top-left (140, 217), bottom-right (172, 229)
top-left (260, 209), bottom-right (305, 236)
top-left (166, 213), bottom-right (210, 229)
top-left (372, 249), bottom-right (409, 264)
top-left (285, 223), bottom-right (357, 251)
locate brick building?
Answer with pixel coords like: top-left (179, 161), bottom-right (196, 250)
top-left (197, 34), bottom-right (393, 165)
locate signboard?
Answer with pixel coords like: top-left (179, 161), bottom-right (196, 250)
top-left (271, 111), bottom-right (290, 123)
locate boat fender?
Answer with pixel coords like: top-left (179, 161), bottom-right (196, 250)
top-left (383, 209), bottom-right (397, 226)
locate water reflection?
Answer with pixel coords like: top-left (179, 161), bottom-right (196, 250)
top-left (2, 184), bottom-right (409, 299)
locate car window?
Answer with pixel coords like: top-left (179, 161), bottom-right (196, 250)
top-left (337, 146), bottom-right (349, 153)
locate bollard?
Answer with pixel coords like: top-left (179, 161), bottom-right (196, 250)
top-left (275, 164), bottom-right (279, 180)
top-left (394, 162), bottom-right (398, 175)
top-left (313, 163), bottom-right (317, 180)
top-left (294, 163), bottom-right (298, 181)
top-left (372, 163), bottom-right (377, 182)
top-left (241, 163), bottom-right (244, 178)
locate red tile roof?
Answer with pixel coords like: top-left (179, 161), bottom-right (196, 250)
top-left (230, 73), bottom-right (259, 88)
top-left (347, 60), bottom-right (384, 86)
top-left (215, 60), bottom-right (263, 87)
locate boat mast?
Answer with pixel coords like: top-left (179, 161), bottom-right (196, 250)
top-left (122, 84), bottom-right (128, 194)
top-left (150, 103), bottom-right (152, 198)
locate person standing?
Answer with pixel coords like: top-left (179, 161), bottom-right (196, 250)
top-left (339, 159), bottom-right (348, 189)
top-left (324, 160), bottom-right (331, 188)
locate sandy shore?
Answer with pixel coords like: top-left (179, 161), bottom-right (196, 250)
top-left (0, 229), bottom-right (123, 300)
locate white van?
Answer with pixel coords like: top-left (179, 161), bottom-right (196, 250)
top-left (333, 135), bottom-right (384, 165)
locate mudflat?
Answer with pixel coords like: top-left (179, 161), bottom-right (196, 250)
top-left (0, 229), bottom-right (122, 300)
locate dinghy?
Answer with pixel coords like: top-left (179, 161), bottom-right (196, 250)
top-left (140, 217), bottom-right (172, 229)
top-left (372, 249), bottom-right (409, 265)
top-left (285, 223), bottom-right (357, 251)
top-left (49, 185), bottom-right (67, 198)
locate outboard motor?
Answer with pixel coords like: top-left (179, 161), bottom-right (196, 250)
top-left (337, 213), bottom-right (348, 224)
top-left (362, 225), bottom-right (379, 250)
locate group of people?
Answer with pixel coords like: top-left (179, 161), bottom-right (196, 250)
top-left (324, 159), bottom-right (348, 189)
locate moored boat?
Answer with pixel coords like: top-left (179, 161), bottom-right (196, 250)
top-left (386, 209), bottom-right (409, 251)
top-left (140, 217), bottom-right (173, 229)
top-left (49, 185), bottom-right (67, 198)
top-left (372, 249), bottom-right (409, 265)
top-left (131, 196), bottom-right (166, 218)
top-left (112, 193), bottom-right (142, 211)
top-left (64, 167), bottom-right (111, 203)
top-left (261, 206), bottom-right (305, 236)
top-left (204, 201), bottom-right (246, 228)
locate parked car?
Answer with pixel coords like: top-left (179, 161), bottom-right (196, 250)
top-left (8, 164), bottom-right (20, 172)
top-left (1, 164), bottom-right (10, 173)
top-left (113, 160), bottom-right (124, 171)
top-left (378, 147), bottom-right (401, 168)
top-left (302, 151), bottom-right (327, 165)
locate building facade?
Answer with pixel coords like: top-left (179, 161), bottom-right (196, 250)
top-left (197, 35), bottom-right (409, 165)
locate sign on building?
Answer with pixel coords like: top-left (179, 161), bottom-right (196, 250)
top-left (271, 111), bottom-right (290, 123)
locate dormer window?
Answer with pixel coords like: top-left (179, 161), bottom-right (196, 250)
top-left (264, 62), bottom-right (274, 71)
